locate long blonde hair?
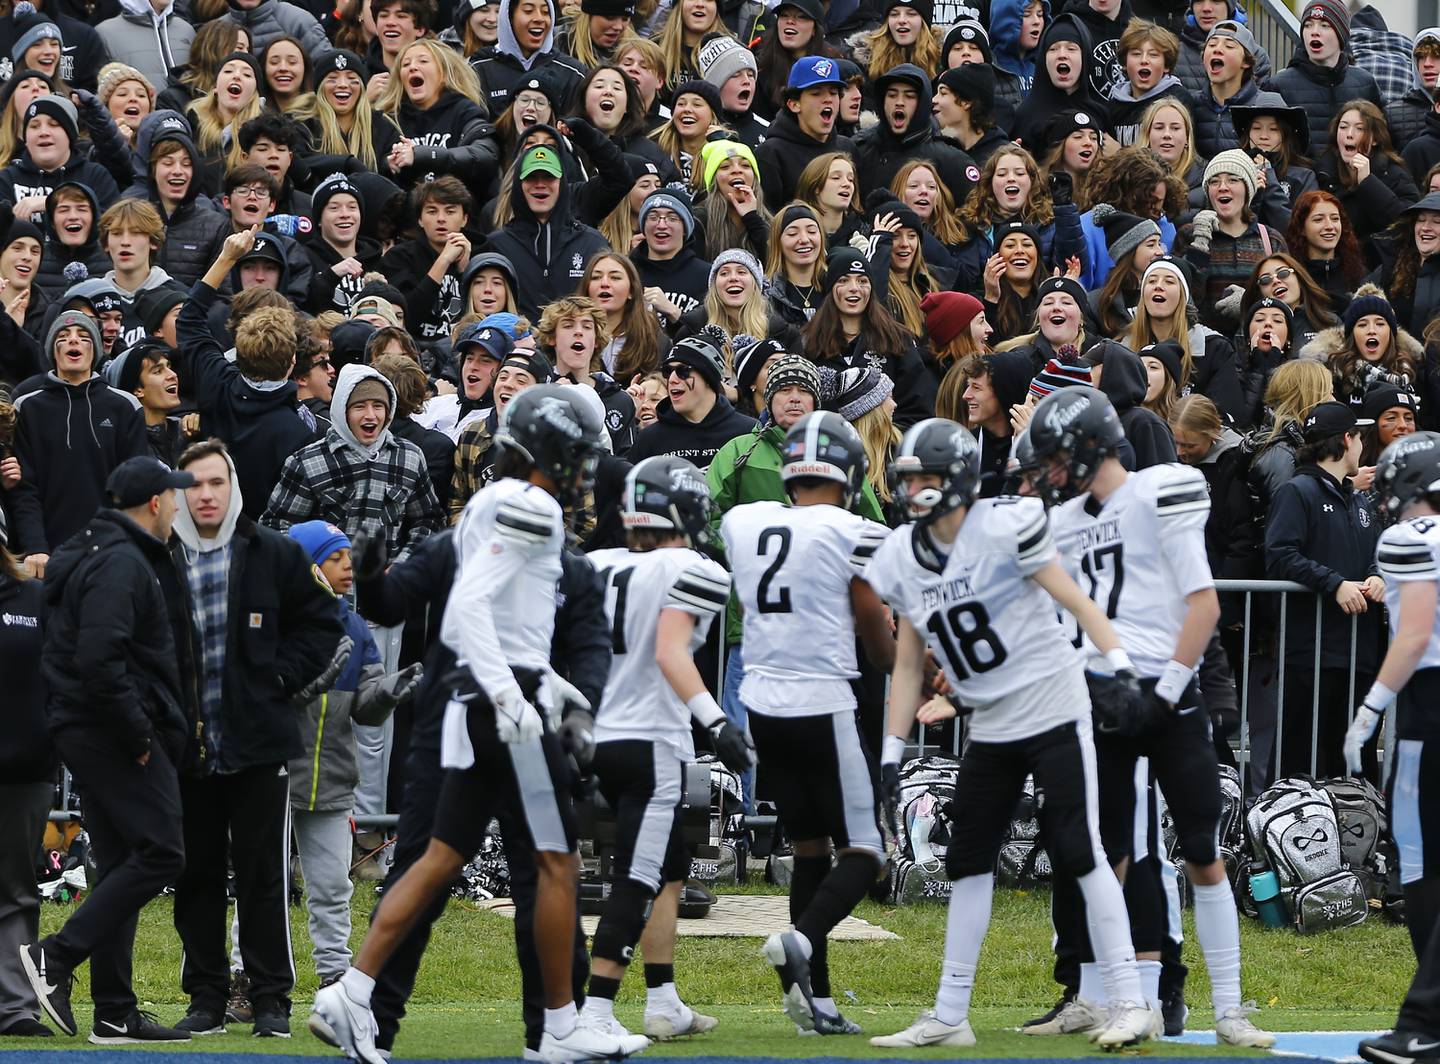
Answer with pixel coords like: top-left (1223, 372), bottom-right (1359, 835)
top-left (655, 0), bottom-right (731, 85)
top-left (854, 403), bottom-right (900, 500)
top-left (299, 71), bottom-right (393, 172)
top-left (377, 39), bottom-right (486, 120)
top-left (1263, 359), bottom-right (1333, 444)
top-left (1126, 287), bottom-right (1193, 385)
top-left (864, 22), bottom-right (940, 80)
top-left (569, 13), bottom-right (638, 69)
top-left (891, 159), bottom-right (964, 245)
top-left (765, 201), bottom-right (827, 288)
top-left (703, 276), bottom-right (770, 341)
top-left (888, 239), bottom-right (937, 337)
top-left (1139, 99), bottom-right (1196, 180)
top-left (188, 82), bottom-right (263, 167)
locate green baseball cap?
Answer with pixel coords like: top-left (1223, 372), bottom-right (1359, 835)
top-left (519, 144), bottom-right (563, 179)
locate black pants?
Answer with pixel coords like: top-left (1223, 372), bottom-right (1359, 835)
top-left (371, 735), bottom-right (588, 1053)
top-left (1277, 665), bottom-right (1377, 781)
top-left (45, 727), bottom-right (185, 1021)
top-left (174, 763), bottom-right (293, 1014)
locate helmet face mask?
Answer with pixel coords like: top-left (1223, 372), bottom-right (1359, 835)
top-left (495, 384), bottom-right (606, 512)
top-left (885, 418), bottom-right (981, 526)
top-left (1027, 387), bottom-right (1124, 506)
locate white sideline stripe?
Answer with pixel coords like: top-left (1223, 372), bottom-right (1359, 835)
top-left (1165, 1029), bottom-right (1384, 1061)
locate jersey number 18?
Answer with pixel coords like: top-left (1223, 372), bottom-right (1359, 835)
top-left (927, 602), bottom-right (1008, 680)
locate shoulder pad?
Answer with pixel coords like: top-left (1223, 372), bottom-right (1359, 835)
top-left (669, 557), bottom-right (731, 616)
top-left (494, 486), bottom-right (562, 545)
top-left (1145, 463), bottom-right (1210, 526)
top-left (1378, 517), bottom-right (1440, 578)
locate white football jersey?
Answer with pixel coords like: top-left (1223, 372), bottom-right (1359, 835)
top-left (442, 478), bottom-right (563, 699)
top-left (721, 500), bottom-right (890, 717)
top-left (1050, 464), bottom-right (1214, 676)
top-left (865, 496), bottom-right (1085, 742)
top-left (587, 546), bottom-right (730, 757)
top-left (1377, 515), bottom-right (1440, 672)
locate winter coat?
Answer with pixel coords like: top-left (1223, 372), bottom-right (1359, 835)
top-left (810, 333), bottom-right (939, 430)
top-left (379, 238), bottom-right (466, 346)
top-left (392, 91), bottom-right (500, 203)
top-left (1174, 16), bottom-right (1272, 99)
top-left (41, 508), bottom-right (190, 760)
top-left (1188, 324), bottom-right (1250, 428)
top-left (1193, 80), bottom-right (1286, 161)
top-left (1348, 5), bottom-right (1417, 108)
top-left (0, 573), bottom-right (52, 783)
top-left (222, 0), bottom-right (329, 58)
top-left (1060, 0), bottom-right (1134, 99)
top-left (1078, 206), bottom-right (1177, 290)
top-left (754, 110), bottom-right (857, 213)
top-left (169, 511), bottom-right (345, 774)
top-left (303, 232), bottom-right (384, 315)
top-left (851, 65), bottom-right (978, 202)
top-left (0, 152), bottom-right (119, 219)
top-left (1264, 463), bottom-right (1384, 671)
top-left (1010, 14), bottom-right (1106, 152)
top-left (1299, 318), bottom-right (1427, 409)
top-left (1191, 425), bottom-right (1261, 581)
top-left (34, 180), bottom-right (111, 302)
top-left (1265, 54), bottom-right (1384, 153)
top-left (632, 244), bottom-right (712, 323)
top-left (948, 205), bottom-right (1086, 295)
top-left (469, 0), bottom-right (586, 116)
top-left (1095, 342), bottom-right (1177, 467)
top-left (989, 0), bottom-right (1045, 107)
top-left (1107, 76), bottom-right (1194, 148)
top-left (1401, 110), bottom-right (1440, 188)
top-left (289, 597), bottom-right (388, 811)
top-left (1314, 150), bottom-right (1418, 256)
top-left (9, 370), bottom-right (147, 556)
top-left (300, 111), bottom-right (403, 179)
top-left (177, 280), bottom-right (317, 519)
top-left (392, 414), bottom-right (455, 511)
top-left (1303, 256), bottom-right (1357, 306)
top-left (97, 0), bottom-right (195, 90)
top-left (626, 395), bottom-right (757, 470)
top-left (1174, 217), bottom-right (1288, 334)
top-left (1386, 88), bottom-right (1433, 152)
top-left (0, 3), bottom-right (108, 92)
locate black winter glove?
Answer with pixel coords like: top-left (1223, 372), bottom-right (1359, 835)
top-left (1048, 171), bottom-right (1074, 207)
top-left (351, 530), bottom-right (387, 581)
top-left (709, 719), bottom-right (755, 774)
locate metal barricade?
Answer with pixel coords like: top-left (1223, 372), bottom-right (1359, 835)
top-left (1244, 0), bottom-right (1300, 72)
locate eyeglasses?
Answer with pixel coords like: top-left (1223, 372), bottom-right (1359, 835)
top-left (232, 185), bottom-right (271, 200)
top-left (1258, 266), bottom-right (1295, 286)
top-left (312, 358), bottom-right (333, 369)
top-left (664, 364), bottom-right (694, 380)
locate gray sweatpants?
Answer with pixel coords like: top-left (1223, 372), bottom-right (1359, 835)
top-left (0, 782), bottom-right (52, 1031)
top-left (293, 810), bottom-right (354, 980)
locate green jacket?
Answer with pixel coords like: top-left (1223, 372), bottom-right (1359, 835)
top-left (706, 421), bottom-right (886, 646)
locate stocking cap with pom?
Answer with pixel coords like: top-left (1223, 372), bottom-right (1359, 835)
top-left (11, 2), bottom-right (62, 65)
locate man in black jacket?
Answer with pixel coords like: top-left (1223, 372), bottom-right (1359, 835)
top-left (854, 63), bottom-right (976, 201)
top-left (378, 177), bottom-right (473, 346)
top-left (1264, 400), bottom-right (1386, 781)
top-left (21, 457), bottom-right (195, 1045)
top-left (167, 439), bottom-right (345, 1038)
top-left (630, 189), bottom-right (711, 322)
top-left (755, 56), bottom-right (856, 211)
top-left (627, 335), bottom-right (756, 470)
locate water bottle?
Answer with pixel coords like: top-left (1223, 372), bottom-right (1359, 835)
top-left (1249, 861), bottom-right (1288, 929)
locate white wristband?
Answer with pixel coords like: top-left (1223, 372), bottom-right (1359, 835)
top-left (687, 692), bottom-right (724, 729)
top-left (1104, 647), bottom-right (1134, 674)
top-left (882, 733), bottom-right (906, 767)
top-left (1155, 659), bottom-right (1194, 704)
top-left (1362, 681), bottom-right (1397, 713)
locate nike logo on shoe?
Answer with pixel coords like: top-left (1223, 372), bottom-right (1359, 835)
top-left (1408, 1039), bottom-right (1440, 1053)
top-left (100, 1020), bottom-right (128, 1033)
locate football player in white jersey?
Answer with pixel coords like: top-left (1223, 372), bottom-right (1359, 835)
top-left (582, 456), bottom-right (753, 1044)
top-left (865, 418), bottom-right (1157, 1050)
top-left (720, 412), bottom-right (895, 1038)
top-left (1027, 387), bottom-right (1272, 1049)
top-left (1346, 432), bottom-right (1440, 1064)
top-left (305, 386), bottom-right (632, 1064)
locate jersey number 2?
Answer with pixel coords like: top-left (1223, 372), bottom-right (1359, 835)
top-left (756, 527), bottom-right (793, 614)
top-left (927, 602), bottom-right (1007, 679)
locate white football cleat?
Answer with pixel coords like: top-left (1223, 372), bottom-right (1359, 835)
top-left (1216, 1003), bottom-right (1276, 1048)
top-left (643, 1003), bottom-right (717, 1039)
top-left (869, 1010), bottom-right (976, 1048)
top-left (1022, 996), bottom-right (1107, 1036)
top-left (309, 980), bottom-right (386, 1064)
top-left (1092, 1001), bottom-right (1160, 1048)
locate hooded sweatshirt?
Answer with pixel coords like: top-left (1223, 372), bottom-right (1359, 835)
top-left (853, 64), bottom-right (978, 202)
top-left (469, 0), bottom-right (587, 117)
top-left (97, 0), bottom-right (196, 89)
top-left (392, 90), bottom-right (501, 204)
top-left (754, 110), bottom-right (857, 213)
top-left (484, 131), bottom-right (611, 320)
top-left (8, 312), bottom-right (148, 555)
top-left (261, 363), bottom-right (444, 563)
top-left (1384, 27), bottom-right (1440, 151)
top-left (35, 180), bottom-right (112, 302)
top-left (1061, 0), bottom-right (1134, 100)
top-left (626, 393), bottom-right (757, 470)
top-left (1010, 14), bottom-right (1106, 152)
top-left (1094, 342), bottom-right (1178, 469)
top-left (972, 349), bottom-right (1032, 497)
top-left (0, 0), bottom-right (108, 92)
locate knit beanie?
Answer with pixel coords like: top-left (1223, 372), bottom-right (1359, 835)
top-left (312, 171), bottom-right (365, 222)
top-left (778, 203), bottom-right (821, 231)
top-left (697, 33), bottom-right (756, 91)
top-left (1242, 295), bottom-right (1295, 346)
top-left (23, 93), bottom-right (77, 145)
top-left (102, 337), bottom-right (171, 394)
top-left (994, 218), bottom-right (1043, 252)
top-left (638, 188), bottom-right (695, 239)
top-left (709, 247), bottom-right (764, 290)
top-left (1341, 284), bottom-right (1398, 334)
top-left (942, 20), bottom-right (992, 63)
top-left (829, 365), bottom-right (893, 421)
top-left (46, 308), bottom-right (102, 364)
top-left (1300, 0), bottom-right (1349, 48)
top-left (1028, 355), bottom-right (1093, 399)
top-left (823, 247), bottom-right (870, 292)
top-left (1036, 275), bottom-right (1089, 309)
top-left (700, 138), bottom-right (760, 191)
top-left (97, 62), bottom-right (155, 108)
top-left (1204, 148), bottom-right (1260, 202)
top-left (1139, 340), bottom-right (1184, 385)
top-left (763, 352), bottom-right (821, 409)
top-left (674, 79), bottom-right (723, 117)
top-left (666, 333), bottom-right (727, 391)
top-left (314, 49), bottom-right (369, 83)
top-left (581, 0), bottom-right (636, 16)
top-left (883, 0), bottom-right (932, 24)
top-left (734, 336), bottom-right (785, 397)
top-left (10, 2), bottom-right (61, 65)
top-left (935, 62), bottom-right (995, 112)
top-left (1140, 256), bottom-right (1192, 305)
top-left (348, 376), bottom-right (392, 411)
top-left (289, 520), bottom-right (351, 566)
top-left (921, 291), bottom-right (983, 349)
top-left (1091, 202), bottom-right (1160, 262)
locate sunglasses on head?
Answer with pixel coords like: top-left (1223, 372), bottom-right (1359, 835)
top-left (665, 363), bottom-right (695, 380)
top-left (1258, 266), bottom-right (1294, 286)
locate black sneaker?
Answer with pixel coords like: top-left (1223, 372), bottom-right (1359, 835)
top-left (813, 1010), bottom-right (863, 1035)
top-left (253, 1010), bottom-right (291, 1038)
top-left (1359, 1029), bottom-right (1440, 1064)
top-left (1022, 990), bottom-right (1075, 1029)
top-left (1161, 990), bottom-right (1188, 1036)
top-left (226, 970), bottom-right (253, 1024)
top-left (0, 1017), bottom-right (53, 1036)
top-left (88, 1009), bottom-right (192, 1045)
top-left (174, 1002), bottom-right (227, 1035)
top-left (17, 942), bottom-right (74, 1036)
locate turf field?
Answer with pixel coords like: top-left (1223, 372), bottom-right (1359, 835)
top-left (0, 883), bottom-right (1411, 1058)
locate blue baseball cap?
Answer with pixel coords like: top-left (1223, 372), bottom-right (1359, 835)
top-left (788, 55), bottom-right (844, 91)
top-left (455, 319), bottom-right (515, 362)
top-left (289, 520), bottom-right (351, 566)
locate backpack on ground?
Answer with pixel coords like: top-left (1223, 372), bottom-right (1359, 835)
top-left (1318, 776), bottom-right (1387, 899)
top-left (890, 755), bottom-right (960, 903)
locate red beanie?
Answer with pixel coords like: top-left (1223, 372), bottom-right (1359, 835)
top-left (921, 291), bottom-right (984, 350)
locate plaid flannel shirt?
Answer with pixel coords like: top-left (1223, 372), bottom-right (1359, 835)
top-left (183, 542), bottom-right (231, 768)
top-left (449, 418), bottom-right (497, 524)
top-left (1351, 28), bottom-right (1418, 107)
top-left (262, 429), bottom-right (443, 563)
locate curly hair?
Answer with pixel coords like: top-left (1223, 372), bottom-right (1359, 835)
top-left (959, 146), bottom-right (1054, 235)
top-left (1085, 146), bottom-right (1186, 221)
top-left (1285, 189), bottom-right (1367, 290)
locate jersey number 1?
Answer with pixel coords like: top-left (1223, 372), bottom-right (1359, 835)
top-left (927, 602), bottom-right (1007, 679)
top-left (598, 567), bottom-right (633, 655)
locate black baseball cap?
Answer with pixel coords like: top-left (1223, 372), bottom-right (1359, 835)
top-left (106, 456), bottom-right (194, 508)
top-left (1361, 384), bottom-right (1420, 421)
top-left (1301, 400), bottom-right (1373, 443)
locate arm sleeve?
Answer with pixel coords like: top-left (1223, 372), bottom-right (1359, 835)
top-left (75, 90), bottom-right (135, 190)
top-left (71, 560), bottom-right (155, 755)
top-left (8, 410), bottom-right (49, 555)
top-left (275, 544), bottom-right (346, 695)
top-left (396, 464), bottom-right (444, 564)
top-left (1263, 482), bottom-right (1344, 594)
top-left (355, 530), bottom-right (452, 627)
top-left (178, 281), bottom-right (236, 413)
top-left (847, 520), bottom-right (890, 576)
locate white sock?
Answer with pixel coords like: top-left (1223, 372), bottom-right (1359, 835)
top-left (1078, 962), bottom-right (1106, 1006)
top-left (661, 982), bottom-right (683, 1008)
top-left (1138, 960), bottom-right (1163, 1013)
top-left (544, 1003), bottom-right (578, 1039)
top-left (1077, 866), bottom-right (1143, 1006)
top-left (813, 996), bottom-right (836, 1016)
top-left (1192, 880), bottom-right (1242, 1015)
top-left (340, 968), bottom-right (374, 1007)
top-left (934, 874), bottom-right (992, 1026)
top-left (646, 984), bottom-right (683, 1012)
top-left (581, 996), bottom-right (614, 1020)
top-left (791, 929), bottom-right (812, 959)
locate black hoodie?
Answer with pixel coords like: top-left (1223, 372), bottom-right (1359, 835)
top-left (853, 64), bottom-right (978, 204)
top-left (1060, 0), bottom-right (1133, 100)
top-left (632, 243), bottom-right (713, 322)
top-left (0, 0), bottom-right (108, 92)
top-left (1010, 14), bottom-right (1106, 151)
top-left (379, 237), bottom-right (466, 345)
top-left (303, 230), bottom-right (384, 315)
top-left (483, 128), bottom-right (612, 320)
top-left (35, 180), bottom-right (112, 302)
top-left (0, 572), bottom-right (52, 783)
top-left (626, 394), bottom-right (757, 470)
top-left (970, 349), bottom-right (1032, 496)
top-left (755, 110), bottom-right (857, 213)
top-left (1094, 341), bottom-right (1177, 469)
top-left (393, 90), bottom-right (501, 203)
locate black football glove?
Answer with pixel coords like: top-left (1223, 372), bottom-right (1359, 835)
top-left (1048, 170), bottom-right (1074, 207)
top-left (1087, 668), bottom-right (1150, 737)
top-left (881, 761), bottom-right (901, 837)
top-left (709, 719), bottom-right (755, 774)
top-left (557, 708), bottom-right (596, 768)
top-left (350, 530), bottom-right (386, 581)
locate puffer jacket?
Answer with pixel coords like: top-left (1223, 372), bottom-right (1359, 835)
top-left (1265, 53), bottom-right (1384, 152)
top-left (1387, 88), bottom-right (1435, 152)
top-left (1298, 313), bottom-right (1427, 408)
top-left (96, 0), bottom-right (196, 90)
top-left (223, 0), bottom-right (329, 57)
top-left (1314, 149), bottom-right (1419, 255)
top-left (289, 598), bottom-right (389, 812)
top-left (34, 181), bottom-right (111, 302)
top-left (1193, 80), bottom-right (1286, 161)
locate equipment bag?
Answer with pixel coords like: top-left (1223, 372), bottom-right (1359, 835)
top-left (1245, 777), bottom-right (1367, 933)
